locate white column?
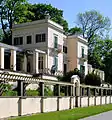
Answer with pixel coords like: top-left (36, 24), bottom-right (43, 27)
top-left (23, 55), bottom-right (27, 72)
top-left (45, 54), bottom-right (48, 69)
top-left (0, 47), bottom-right (4, 69)
top-left (33, 51), bottom-right (39, 73)
top-left (10, 49), bottom-right (16, 71)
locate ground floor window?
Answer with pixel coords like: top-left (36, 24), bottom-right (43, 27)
top-left (80, 65), bottom-right (85, 75)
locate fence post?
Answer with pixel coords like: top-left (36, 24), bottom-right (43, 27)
top-left (100, 88), bottom-right (103, 105)
top-left (105, 89), bottom-right (107, 104)
top-left (80, 86), bottom-right (83, 107)
top-left (71, 75), bottom-right (80, 107)
top-left (87, 87), bottom-right (90, 106)
top-left (94, 88), bottom-right (96, 106)
top-left (39, 82), bottom-right (44, 113)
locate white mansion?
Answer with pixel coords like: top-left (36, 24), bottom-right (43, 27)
top-left (0, 15), bottom-right (104, 80)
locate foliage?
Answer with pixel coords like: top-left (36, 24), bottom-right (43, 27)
top-left (1, 83), bottom-right (17, 96)
top-left (2, 90), bottom-right (17, 96)
top-left (26, 89), bottom-right (39, 96)
top-left (44, 86), bottom-right (53, 96)
top-left (57, 68), bottom-right (85, 84)
top-left (11, 104), bottom-right (112, 120)
top-left (77, 10), bottom-right (111, 42)
top-left (85, 73), bottom-right (101, 86)
top-left (102, 50), bottom-right (112, 84)
top-left (68, 27), bottom-right (82, 35)
top-left (0, 0), bottom-right (30, 44)
top-left (26, 3), bottom-right (68, 32)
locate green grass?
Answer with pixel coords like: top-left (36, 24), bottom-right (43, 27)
top-left (10, 104), bottom-right (112, 120)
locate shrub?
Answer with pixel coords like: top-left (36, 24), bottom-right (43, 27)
top-left (57, 68), bottom-right (85, 84)
top-left (26, 89), bottom-right (39, 96)
top-left (85, 73), bottom-right (101, 86)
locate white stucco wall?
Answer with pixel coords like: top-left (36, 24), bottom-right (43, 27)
top-left (59, 97), bottom-right (70, 110)
top-left (81, 97), bottom-right (88, 107)
top-left (21, 97), bottom-right (41, 115)
top-left (12, 23), bottom-right (48, 51)
top-left (48, 27), bottom-right (63, 72)
top-left (0, 98), bottom-right (19, 119)
top-left (43, 97), bottom-right (57, 112)
top-left (89, 97), bottom-right (95, 106)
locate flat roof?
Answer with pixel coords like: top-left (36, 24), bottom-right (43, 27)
top-left (0, 42), bottom-right (23, 51)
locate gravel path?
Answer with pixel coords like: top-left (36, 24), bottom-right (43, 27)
top-left (80, 110), bottom-right (112, 120)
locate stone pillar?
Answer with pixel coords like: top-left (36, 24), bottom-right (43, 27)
top-left (94, 88), bottom-right (96, 106)
top-left (0, 47), bottom-right (4, 69)
top-left (33, 51), bottom-right (39, 73)
top-left (71, 75), bottom-right (80, 107)
top-left (39, 82), bottom-right (44, 96)
top-left (23, 55), bottom-right (27, 72)
top-left (17, 81), bottom-right (24, 96)
top-left (100, 88), bottom-right (103, 105)
top-left (87, 87), bottom-right (90, 106)
top-left (10, 49), bottom-right (16, 71)
top-left (80, 86), bottom-right (82, 107)
top-left (105, 89), bottom-right (107, 104)
top-left (65, 86), bottom-right (68, 96)
top-left (45, 54), bottom-right (48, 69)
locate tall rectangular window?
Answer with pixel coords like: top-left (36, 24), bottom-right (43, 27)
top-left (36, 33), bottom-right (46, 43)
top-left (27, 36), bottom-right (32, 44)
top-left (81, 47), bottom-right (84, 58)
top-left (54, 56), bottom-right (58, 71)
top-left (54, 35), bottom-right (58, 48)
top-left (14, 37), bottom-right (23, 45)
top-left (39, 56), bottom-right (44, 70)
top-left (80, 65), bottom-right (85, 75)
top-left (63, 46), bottom-right (67, 53)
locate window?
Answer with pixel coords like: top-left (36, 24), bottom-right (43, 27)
top-left (54, 35), bottom-right (58, 48)
top-left (63, 46), bottom-right (67, 53)
top-left (81, 47), bottom-right (84, 58)
top-left (27, 36), bottom-right (32, 44)
top-left (36, 33), bottom-right (46, 43)
top-left (80, 65), bottom-right (85, 75)
top-left (54, 56), bottom-right (58, 71)
top-left (39, 56), bottom-right (44, 70)
top-left (14, 37), bottom-right (23, 45)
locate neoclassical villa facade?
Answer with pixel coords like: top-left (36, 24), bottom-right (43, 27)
top-left (0, 15), bottom-right (104, 80)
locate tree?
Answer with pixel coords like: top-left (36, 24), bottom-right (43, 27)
top-left (103, 50), bottom-right (112, 84)
top-left (85, 73), bottom-right (101, 86)
top-left (77, 10), bottom-right (111, 42)
top-left (26, 3), bottom-right (68, 32)
top-left (68, 27), bottom-right (82, 35)
top-left (0, 0), bottom-right (31, 44)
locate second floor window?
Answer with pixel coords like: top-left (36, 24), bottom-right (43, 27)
top-left (63, 46), bottom-right (67, 53)
top-left (54, 35), bottom-right (58, 48)
top-left (81, 47), bottom-right (84, 58)
top-left (27, 36), bottom-right (32, 44)
top-left (14, 37), bottom-right (23, 45)
top-left (36, 33), bottom-right (46, 43)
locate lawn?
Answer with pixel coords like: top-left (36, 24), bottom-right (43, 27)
top-left (10, 104), bottom-right (112, 120)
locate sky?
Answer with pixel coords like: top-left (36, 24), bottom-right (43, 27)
top-left (28, 0), bottom-right (112, 29)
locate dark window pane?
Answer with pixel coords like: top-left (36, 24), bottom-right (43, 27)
top-left (20, 37), bottom-right (23, 45)
top-left (14, 38), bottom-right (18, 45)
top-left (82, 48), bottom-right (84, 58)
top-left (27, 36), bottom-right (32, 44)
top-left (54, 36), bottom-right (58, 48)
top-left (63, 46), bottom-right (67, 53)
top-left (36, 34), bottom-right (41, 43)
top-left (42, 34), bottom-right (46, 42)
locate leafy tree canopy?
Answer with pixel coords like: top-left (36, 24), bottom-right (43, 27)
top-left (77, 10), bottom-right (111, 42)
top-left (26, 3), bottom-right (68, 32)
